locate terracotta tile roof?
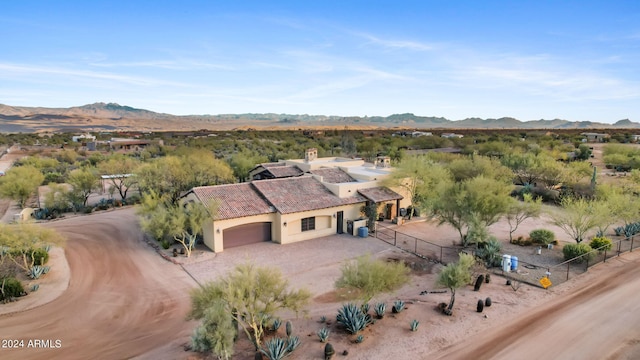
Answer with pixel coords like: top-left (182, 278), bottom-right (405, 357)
top-left (309, 168), bottom-right (357, 183)
top-left (267, 165), bottom-right (304, 178)
top-left (357, 187), bottom-right (403, 203)
top-left (252, 176), bottom-right (365, 214)
top-left (190, 183), bottom-right (274, 220)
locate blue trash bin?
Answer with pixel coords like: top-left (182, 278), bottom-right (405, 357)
top-left (358, 226), bottom-right (369, 238)
top-left (511, 256), bottom-right (518, 271)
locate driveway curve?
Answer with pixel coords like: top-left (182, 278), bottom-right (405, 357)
top-left (0, 208), bottom-right (197, 360)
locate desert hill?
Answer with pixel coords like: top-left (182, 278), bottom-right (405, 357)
top-left (0, 102), bottom-right (638, 133)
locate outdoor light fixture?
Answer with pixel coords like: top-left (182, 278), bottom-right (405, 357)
top-left (283, 222), bottom-right (287, 227)
top-left (216, 228), bottom-right (220, 233)
top-left (333, 213), bottom-right (336, 218)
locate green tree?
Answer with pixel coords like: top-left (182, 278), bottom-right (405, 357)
top-left (229, 150), bottom-right (268, 182)
top-left (432, 176), bottom-right (512, 244)
top-left (97, 155), bottom-right (141, 200)
top-left (384, 156), bottom-right (451, 219)
top-left (190, 301), bottom-right (236, 359)
top-left (335, 254), bottom-right (410, 303)
top-left (0, 165), bottom-right (44, 207)
top-left (136, 151), bottom-right (234, 204)
top-left (0, 223), bottom-right (65, 273)
top-left (189, 263), bottom-right (311, 350)
top-left (137, 192), bottom-right (215, 257)
top-left (550, 197), bottom-right (603, 243)
top-left (505, 194), bottom-right (542, 242)
top-left (436, 253), bottom-right (475, 314)
top-left (66, 167), bottom-right (101, 207)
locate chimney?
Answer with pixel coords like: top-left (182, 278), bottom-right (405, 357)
top-left (305, 148), bottom-right (318, 162)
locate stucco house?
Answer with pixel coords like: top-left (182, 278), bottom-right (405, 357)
top-left (581, 132), bottom-right (610, 143)
top-left (183, 149), bottom-right (410, 252)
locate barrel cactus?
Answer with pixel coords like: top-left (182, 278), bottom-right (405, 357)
top-left (324, 343), bottom-right (335, 360)
top-left (477, 299), bottom-right (484, 313)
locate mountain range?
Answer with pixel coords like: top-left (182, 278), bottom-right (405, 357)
top-left (0, 102), bottom-right (638, 133)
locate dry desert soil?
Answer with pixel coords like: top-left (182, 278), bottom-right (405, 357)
top-left (0, 207), bottom-right (639, 360)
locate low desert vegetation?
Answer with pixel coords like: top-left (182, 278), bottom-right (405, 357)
top-left (334, 254), bottom-right (411, 303)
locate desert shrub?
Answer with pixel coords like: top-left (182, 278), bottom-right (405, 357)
top-left (477, 238), bottom-right (502, 267)
top-left (529, 229), bottom-right (555, 245)
top-left (160, 239), bottom-right (171, 249)
top-left (511, 236), bottom-right (533, 246)
top-left (31, 248), bottom-right (49, 266)
top-left (589, 237), bottom-right (613, 252)
top-left (562, 243), bottom-right (595, 263)
top-left (335, 255), bottom-right (410, 302)
top-left (0, 277), bottom-right (24, 301)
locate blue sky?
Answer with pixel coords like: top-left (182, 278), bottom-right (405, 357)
top-left (2, 1), bottom-right (640, 123)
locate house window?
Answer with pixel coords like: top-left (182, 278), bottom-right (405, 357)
top-left (301, 217), bottom-right (315, 232)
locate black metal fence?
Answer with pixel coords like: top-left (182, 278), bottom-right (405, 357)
top-left (373, 223), bottom-right (463, 264)
top-left (497, 235), bottom-right (638, 289)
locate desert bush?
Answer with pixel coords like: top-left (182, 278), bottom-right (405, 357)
top-left (31, 247), bottom-right (49, 266)
top-left (160, 239), bottom-right (171, 249)
top-left (562, 243), bottom-right (595, 263)
top-left (529, 229), bottom-right (555, 245)
top-left (511, 235), bottom-right (533, 246)
top-left (335, 254), bottom-right (410, 302)
top-left (589, 237), bottom-right (613, 252)
top-left (477, 238), bottom-right (502, 267)
top-left (0, 277), bottom-right (24, 301)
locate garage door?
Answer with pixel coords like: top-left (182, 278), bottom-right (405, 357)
top-left (223, 222), bottom-right (272, 249)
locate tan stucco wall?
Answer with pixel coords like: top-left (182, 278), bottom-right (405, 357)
top-left (209, 213), bottom-right (277, 253)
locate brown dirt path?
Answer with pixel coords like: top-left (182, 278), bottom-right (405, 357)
top-left (0, 208), bottom-right (198, 360)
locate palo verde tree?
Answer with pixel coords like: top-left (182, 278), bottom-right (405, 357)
top-left (136, 150), bottom-right (234, 204)
top-left (0, 165), bottom-right (44, 208)
top-left (505, 193), bottom-right (542, 242)
top-left (189, 263), bottom-right (311, 351)
top-left (137, 191), bottom-right (216, 257)
top-left (432, 176), bottom-right (512, 245)
top-left (0, 222), bottom-right (65, 274)
top-left (384, 155), bottom-right (451, 219)
top-left (66, 167), bottom-right (101, 208)
top-left (550, 196), bottom-right (604, 243)
top-left (97, 154), bottom-right (141, 201)
top-left (436, 252), bottom-right (475, 315)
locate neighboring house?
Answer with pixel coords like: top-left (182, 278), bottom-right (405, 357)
top-left (183, 149), bottom-right (410, 253)
top-left (109, 138), bottom-right (163, 152)
top-left (441, 133), bottom-right (464, 138)
top-left (581, 133), bottom-right (610, 143)
top-left (631, 135), bottom-right (640, 143)
top-left (72, 134), bottom-right (96, 143)
top-left (411, 131), bottom-right (432, 137)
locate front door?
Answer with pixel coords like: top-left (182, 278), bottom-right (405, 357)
top-left (336, 211), bottom-right (344, 234)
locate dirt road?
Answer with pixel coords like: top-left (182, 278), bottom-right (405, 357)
top-left (0, 208), bottom-right (197, 360)
top-left (434, 251), bottom-right (640, 360)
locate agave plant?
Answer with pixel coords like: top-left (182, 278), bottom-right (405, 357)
top-left (29, 265), bottom-right (47, 279)
top-left (286, 336), bottom-right (300, 353)
top-left (355, 334), bottom-right (364, 343)
top-left (410, 319), bottom-right (419, 331)
top-left (392, 300), bottom-right (405, 313)
top-left (270, 318), bottom-right (282, 332)
top-left (317, 327), bottom-right (330, 343)
top-left (374, 302), bottom-right (386, 318)
top-left (360, 302), bottom-right (370, 314)
top-left (319, 315), bottom-right (327, 323)
top-left (336, 303), bottom-right (369, 334)
top-left (260, 338), bottom-right (288, 360)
